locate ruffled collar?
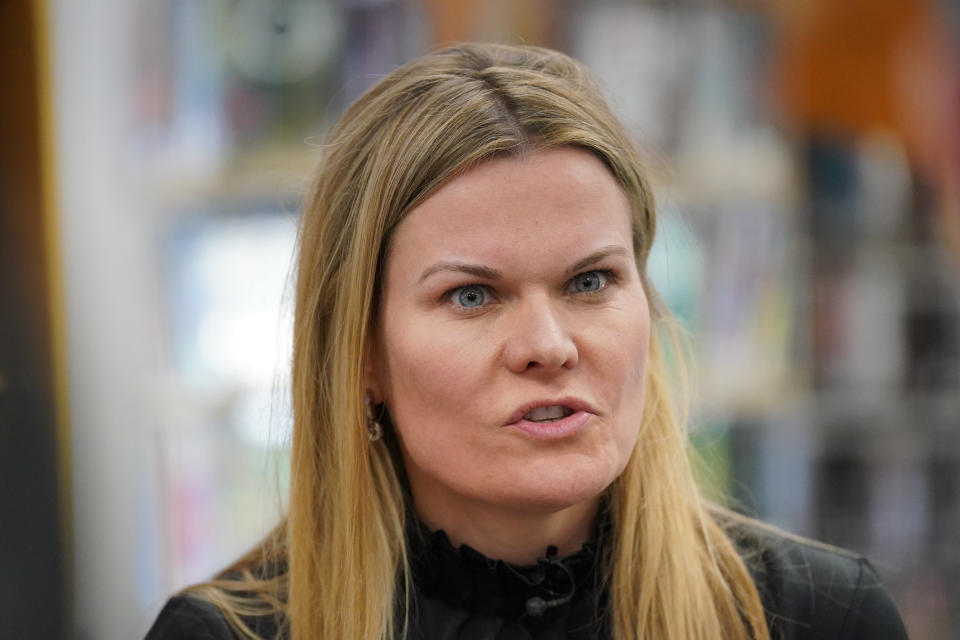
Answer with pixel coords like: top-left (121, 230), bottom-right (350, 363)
top-left (407, 515), bottom-right (607, 620)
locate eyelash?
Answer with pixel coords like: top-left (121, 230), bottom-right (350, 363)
top-left (444, 269), bottom-right (616, 312)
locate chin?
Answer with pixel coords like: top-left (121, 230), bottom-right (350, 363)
top-left (484, 464), bottom-right (616, 514)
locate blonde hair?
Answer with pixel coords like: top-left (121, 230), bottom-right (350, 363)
top-left (188, 43), bottom-right (771, 640)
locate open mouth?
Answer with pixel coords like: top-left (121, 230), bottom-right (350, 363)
top-left (522, 405), bottom-right (575, 423)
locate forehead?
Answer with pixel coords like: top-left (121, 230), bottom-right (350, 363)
top-left (384, 148), bottom-right (634, 276)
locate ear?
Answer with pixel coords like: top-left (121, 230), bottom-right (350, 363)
top-left (362, 332), bottom-right (384, 404)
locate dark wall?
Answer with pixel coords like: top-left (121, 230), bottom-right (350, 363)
top-left (0, 1), bottom-right (69, 638)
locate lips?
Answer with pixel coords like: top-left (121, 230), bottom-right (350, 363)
top-left (523, 405), bottom-right (574, 422)
top-left (505, 397), bottom-right (596, 426)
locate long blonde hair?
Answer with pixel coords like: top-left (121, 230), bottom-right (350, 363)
top-left (190, 43), bottom-right (770, 640)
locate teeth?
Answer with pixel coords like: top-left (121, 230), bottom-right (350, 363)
top-left (523, 405), bottom-right (574, 422)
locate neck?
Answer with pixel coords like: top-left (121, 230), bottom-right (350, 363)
top-left (410, 492), bottom-right (601, 565)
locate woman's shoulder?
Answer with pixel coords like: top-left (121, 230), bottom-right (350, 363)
top-left (146, 595), bottom-right (239, 640)
top-left (724, 516), bottom-right (910, 640)
top-left (145, 588), bottom-right (283, 640)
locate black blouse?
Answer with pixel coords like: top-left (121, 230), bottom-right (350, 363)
top-left (145, 520), bottom-right (909, 640)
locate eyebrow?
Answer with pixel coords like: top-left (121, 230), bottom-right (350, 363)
top-left (565, 245), bottom-right (630, 276)
top-left (417, 245), bottom-right (630, 284)
top-left (418, 261), bottom-right (502, 283)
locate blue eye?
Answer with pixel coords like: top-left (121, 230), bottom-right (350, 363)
top-left (453, 285), bottom-right (487, 308)
top-left (569, 271), bottom-right (608, 293)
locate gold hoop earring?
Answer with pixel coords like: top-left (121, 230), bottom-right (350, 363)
top-left (364, 391), bottom-right (383, 442)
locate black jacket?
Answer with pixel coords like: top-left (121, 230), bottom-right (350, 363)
top-left (145, 521), bottom-right (909, 640)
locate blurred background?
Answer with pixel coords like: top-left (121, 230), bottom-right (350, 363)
top-left (2, 0), bottom-right (958, 638)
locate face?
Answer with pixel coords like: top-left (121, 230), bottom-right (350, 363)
top-left (371, 148), bottom-right (651, 523)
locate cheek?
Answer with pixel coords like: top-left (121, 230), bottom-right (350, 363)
top-left (378, 322), bottom-right (486, 437)
top-left (605, 303), bottom-right (651, 437)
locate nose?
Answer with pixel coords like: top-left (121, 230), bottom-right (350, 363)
top-left (503, 297), bottom-right (579, 374)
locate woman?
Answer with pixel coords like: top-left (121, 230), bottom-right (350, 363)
top-left (148, 43), bottom-right (908, 640)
